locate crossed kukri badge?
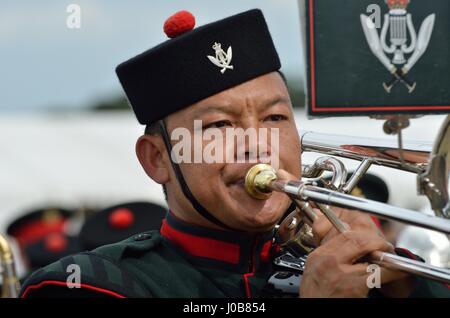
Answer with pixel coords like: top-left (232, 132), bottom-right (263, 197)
top-left (361, 0), bottom-right (435, 93)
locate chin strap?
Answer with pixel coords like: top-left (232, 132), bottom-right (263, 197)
top-left (158, 120), bottom-right (234, 230)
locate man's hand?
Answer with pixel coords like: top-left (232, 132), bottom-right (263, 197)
top-left (302, 207), bottom-right (414, 297)
top-left (300, 230), bottom-right (393, 297)
top-left (277, 169), bottom-right (415, 297)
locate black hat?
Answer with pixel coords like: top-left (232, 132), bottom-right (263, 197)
top-left (319, 173), bottom-right (389, 228)
top-left (6, 207), bottom-right (73, 249)
top-left (79, 201), bottom-right (167, 250)
top-left (24, 234), bottom-right (82, 270)
top-left (116, 9), bottom-right (281, 125)
top-left (319, 173), bottom-right (389, 203)
top-left (349, 173), bottom-right (389, 204)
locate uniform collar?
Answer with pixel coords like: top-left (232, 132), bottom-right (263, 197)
top-left (160, 211), bottom-right (277, 273)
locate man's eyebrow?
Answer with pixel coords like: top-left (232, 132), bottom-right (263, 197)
top-left (260, 95), bottom-right (291, 111)
top-left (191, 104), bottom-right (239, 117)
top-left (191, 95), bottom-right (291, 118)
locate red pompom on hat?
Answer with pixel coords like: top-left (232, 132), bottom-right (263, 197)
top-left (108, 208), bottom-right (135, 229)
top-left (163, 10), bottom-right (196, 38)
top-left (44, 233), bottom-right (68, 253)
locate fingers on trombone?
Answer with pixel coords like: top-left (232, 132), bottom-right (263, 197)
top-left (321, 207), bottom-right (385, 239)
top-left (309, 208), bottom-right (348, 238)
top-left (321, 231), bottom-right (393, 264)
top-left (295, 203), bottom-right (319, 225)
top-left (310, 209), bottom-right (340, 244)
top-left (276, 168), bottom-right (298, 181)
top-left (300, 205), bottom-right (338, 245)
top-left (336, 209), bottom-right (384, 236)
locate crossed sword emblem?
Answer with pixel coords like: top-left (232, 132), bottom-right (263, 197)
top-left (360, 13), bottom-right (435, 93)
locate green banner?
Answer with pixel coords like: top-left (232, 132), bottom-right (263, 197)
top-left (306, 0), bottom-right (450, 116)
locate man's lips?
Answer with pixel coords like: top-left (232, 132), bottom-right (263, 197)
top-left (224, 171), bottom-right (248, 187)
top-left (230, 178), bottom-right (245, 186)
top-left (225, 164), bottom-right (282, 188)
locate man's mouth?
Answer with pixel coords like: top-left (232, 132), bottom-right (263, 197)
top-left (226, 165), bottom-right (279, 189)
top-left (231, 178), bottom-right (245, 187)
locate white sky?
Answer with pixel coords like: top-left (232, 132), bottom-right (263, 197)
top-left (0, 0), bottom-right (305, 112)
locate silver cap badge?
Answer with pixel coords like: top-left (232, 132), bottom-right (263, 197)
top-left (207, 42), bottom-right (234, 74)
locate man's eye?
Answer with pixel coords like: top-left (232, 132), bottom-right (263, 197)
top-left (264, 114), bottom-right (288, 122)
top-left (203, 120), bottom-right (232, 129)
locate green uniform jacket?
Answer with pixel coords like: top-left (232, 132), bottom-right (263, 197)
top-left (19, 213), bottom-right (450, 298)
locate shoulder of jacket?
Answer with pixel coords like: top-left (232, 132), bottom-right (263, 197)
top-left (19, 239), bottom-right (158, 298)
top-left (92, 230), bottom-right (162, 261)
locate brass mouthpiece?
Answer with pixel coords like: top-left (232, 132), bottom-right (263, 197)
top-left (244, 164), bottom-right (278, 200)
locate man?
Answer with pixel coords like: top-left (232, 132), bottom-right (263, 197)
top-left (20, 9), bottom-right (449, 298)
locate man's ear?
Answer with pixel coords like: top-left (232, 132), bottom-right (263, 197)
top-left (136, 135), bottom-right (170, 184)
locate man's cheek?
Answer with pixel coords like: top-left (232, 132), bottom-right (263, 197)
top-left (188, 165), bottom-right (222, 184)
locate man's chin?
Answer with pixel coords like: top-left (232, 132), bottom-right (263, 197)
top-left (235, 212), bottom-right (280, 233)
top-left (230, 200), bottom-right (287, 232)
top-left (220, 184), bottom-right (288, 230)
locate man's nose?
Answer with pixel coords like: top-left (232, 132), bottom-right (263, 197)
top-left (232, 125), bottom-right (273, 163)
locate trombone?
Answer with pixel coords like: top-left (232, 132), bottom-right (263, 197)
top-left (244, 115), bottom-right (450, 284)
top-left (0, 234), bottom-right (20, 298)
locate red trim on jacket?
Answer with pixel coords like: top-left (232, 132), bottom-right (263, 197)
top-left (21, 280), bottom-right (126, 298)
top-left (395, 247), bottom-right (419, 260)
top-left (160, 219), bottom-right (240, 264)
top-left (259, 240), bottom-right (273, 263)
top-left (242, 273), bottom-right (254, 298)
top-left (396, 248), bottom-right (450, 289)
top-left (370, 216), bottom-right (382, 230)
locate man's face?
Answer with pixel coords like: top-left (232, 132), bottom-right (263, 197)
top-left (164, 72), bottom-right (301, 232)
